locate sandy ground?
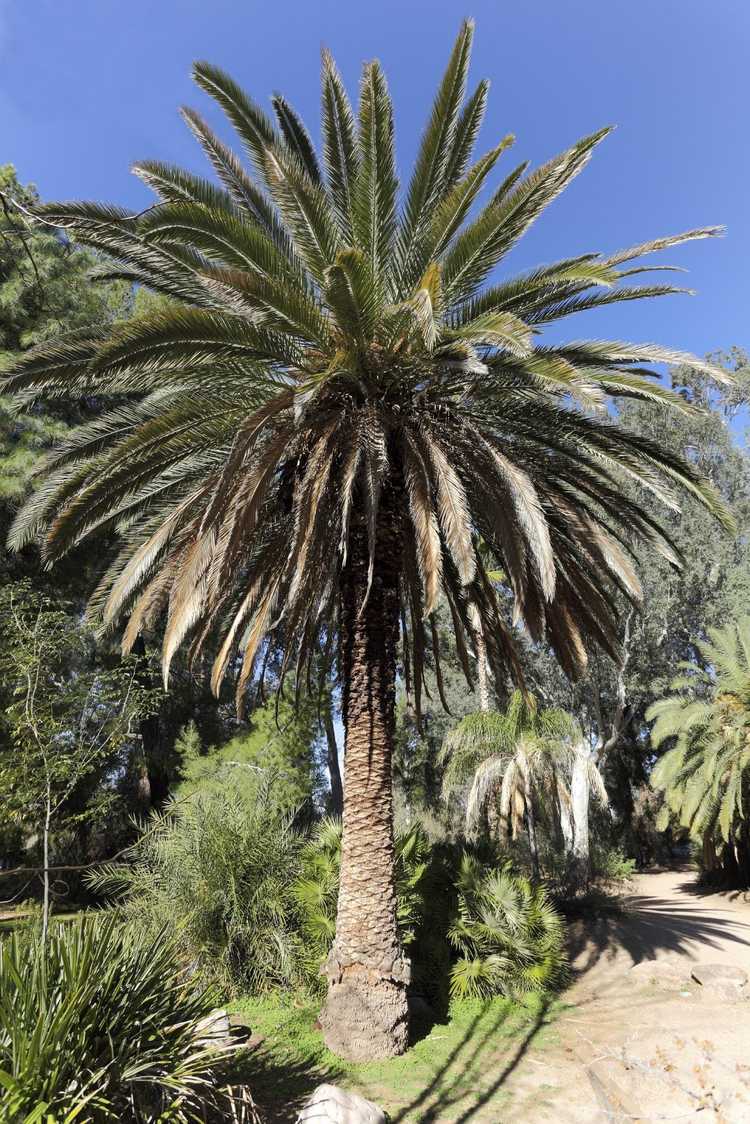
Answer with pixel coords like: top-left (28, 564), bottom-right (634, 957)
top-left (506, 869), bottom-right (750, 1122)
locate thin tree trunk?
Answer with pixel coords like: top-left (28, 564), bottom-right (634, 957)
top-left (323, 697), bottom-right (344, 818)
top-left (526, 798), bottom-right (540, 880)
top-left (559, 784), bottom-right (573, 854)
top-left (320, 490), bottom-right (409, 1061)
top-left (470, 604), bottom-right (502, 839)
top-left (42, 782), bottom-right (51, 944)
top-left (571, 746), bottom-right (591, 892)
top-left (132, 635), bottom-right (169, 808)
top-left (469, 602), bottom-right (490, 713)
top-left (520, 758), bottom-right (540, 880)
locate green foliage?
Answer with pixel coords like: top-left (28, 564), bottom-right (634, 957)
top-left (0, 582), bottom-right (153, 856)
top-left (2, 33), bottom-right (731, 721)
top-left (648, 618), bottom-right (750, 848)
top-left (589, 844), bottom-right (637, 886)
top-left (88, 780), bottom-right (304, 995)
top-left (441, 691), bottom-right (582, 846)
top-left (447, 854), bottom-right (566, 999)
top-left (293, 819), bottom-right (431, 991)
top-left (0, 165), bottom-right (128, 361)
top-left (0, 917), bottom-right (240, 1122)
top-left (88, 776), bottom-right (565, 1006)
top-left (176, 693), bottom-right (324, 812)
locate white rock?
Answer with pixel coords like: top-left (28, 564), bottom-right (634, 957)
top-left (296, 1083), bottom-right (388, 1124)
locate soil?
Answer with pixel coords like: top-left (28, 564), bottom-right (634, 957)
top-left (506, 868), bottom-right (750, 1122)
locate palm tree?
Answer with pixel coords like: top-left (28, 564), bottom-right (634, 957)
top-left (649, 619), bottom-right (750, 883)
top-left (2, 22), bottom-right (732, 1058)
top-left (441, 691), bottom-right (606, 879)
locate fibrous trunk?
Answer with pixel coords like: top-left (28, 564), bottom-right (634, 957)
top-left (320, 488), bottom-right (409, 1060)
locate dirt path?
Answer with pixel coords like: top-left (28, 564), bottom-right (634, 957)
top-left (508, 869), bottom-right (750, 1122)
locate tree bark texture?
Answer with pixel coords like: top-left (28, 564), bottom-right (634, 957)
top-left (320, 486), bottom-right (409, 1060)
top-left (571, 746), bottom-right (592, 891)
top-left (468, 602), bottom-right (490, 713)
top-left (323, 699), bottom-right (344, 818)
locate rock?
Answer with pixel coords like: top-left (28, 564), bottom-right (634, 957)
top-left (194, 1008), bottom-right (234, 1051)
top-left (691, 963), bottom-right (747, 988)
top-left (296, 1084), bottom-right (388, 1124)
top-left (587, 1059), bottom-right (644, 1123)
top-left (226, 1011), bottom-right (261, 1045)
top-left (691, 963), bottom-right (748, 1001)
top-left (629, 955), bottom-right (687, 988)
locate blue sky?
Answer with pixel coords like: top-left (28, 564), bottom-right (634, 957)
top-left (1, 0), bottom-right (748, 360)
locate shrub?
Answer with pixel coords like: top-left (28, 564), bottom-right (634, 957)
top-left (447, 855), bottom-right (567, 999)
top-left (0, 917), bottom-right (245, 1121)
top-left (88, 784), bottom-right (566, 1008)
top-left (89, 779), bottom-right (304, 994)
top-left (294, 826), bottom-right (566, 1005)
top-left (590, 843), bottom-right (637, 887)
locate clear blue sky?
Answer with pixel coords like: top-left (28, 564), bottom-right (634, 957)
top-left (1, 0), bottom-right (747, 358)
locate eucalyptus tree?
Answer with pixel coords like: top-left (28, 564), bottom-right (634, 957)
top-left (2, 22), bottom-right (732, 1057)
top-left (649, 619), bottom-right (750, 885)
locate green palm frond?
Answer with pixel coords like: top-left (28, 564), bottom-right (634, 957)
top-left (648, 618), bottom-right (750, 844)
top-left (1, 23), bottom-right (731, 723)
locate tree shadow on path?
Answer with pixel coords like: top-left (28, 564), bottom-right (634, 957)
top-left (566, 870), bottom-right (750, 981)
top-left (390, 998), bottom-right (553, 1123)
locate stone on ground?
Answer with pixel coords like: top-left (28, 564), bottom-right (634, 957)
top-left (296, 1084), bottom-right (387, 1124)
top-left (629, 953), bottom-right (688, 988)
top-left (691, 963), bottom-right (748, 1001)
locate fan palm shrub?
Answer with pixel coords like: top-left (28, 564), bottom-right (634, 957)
top-left (648, 619), bottom-right (750, 882)
top-left (0, 917), bottom-right (244, 1122)
top-left (2, 20), bottom-right (733, 1056)
top-left (447, 854), bottom-right (566, 999)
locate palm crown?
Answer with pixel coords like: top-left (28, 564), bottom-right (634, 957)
top-left (4, 19), bottom-right (731, 710)
top-left (649, 620), bottom-right (750, 844)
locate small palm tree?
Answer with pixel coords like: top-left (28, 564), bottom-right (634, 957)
top-left (3, 23), bottom-right (732, 1057)
top-left (649, 619), bottom-right (750, 876)
top-left (442, 691), bottom-right (601, 876)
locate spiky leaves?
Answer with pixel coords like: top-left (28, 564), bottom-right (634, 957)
top-left (2, 23), bottom-right (731, 719)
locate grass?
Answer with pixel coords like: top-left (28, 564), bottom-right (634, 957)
top-left (231, 991), bottom-right (563, 1123)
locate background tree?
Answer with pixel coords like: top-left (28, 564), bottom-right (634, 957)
top-left (0, 583), bottom-right (153, 935)
top-left (2, 23), bottom-right (732, 1058)
top-left (649, 618), bottom-right (750, 886)
top-left (520, 354), bottom-right (750, 852)
top-left (175, 692), bottom-right (326, 813)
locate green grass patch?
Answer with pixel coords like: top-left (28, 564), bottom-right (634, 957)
top-left (232, 991), bottom-right (562, 1123)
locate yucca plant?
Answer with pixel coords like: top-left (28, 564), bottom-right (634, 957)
top-left (0, 917), bottom-right (241, 1122)
top-left (648, 619), bottom-right (750, 872)
top-left (448, 854), bottom-right (566, 999)
top-left (2, 20), bottom-right (733, 1057)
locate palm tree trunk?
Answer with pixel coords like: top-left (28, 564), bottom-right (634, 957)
top-left (320, 490), bottom-right (409, 1061)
